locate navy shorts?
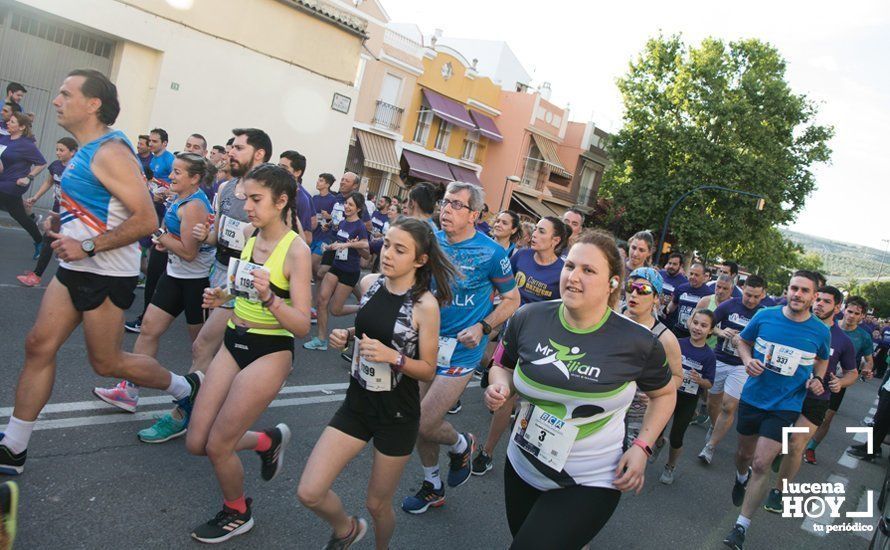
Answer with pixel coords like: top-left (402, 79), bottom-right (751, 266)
top-left (736, 400), bottom-right (799, 442)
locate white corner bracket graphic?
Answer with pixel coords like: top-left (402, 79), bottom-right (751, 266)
top-left (782, 426), bottom-right (811, 454)
top-left (847, 426), bottom-right (874, 455)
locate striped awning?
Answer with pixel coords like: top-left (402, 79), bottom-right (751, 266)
top-left (355, 129), bottom-right (399, 174)
top-left (511, 191), bottom-right (559, 220)
top-left (531, 134), bottom-right (571, 179)
top-left (422, 88), bottom-right (476, 131)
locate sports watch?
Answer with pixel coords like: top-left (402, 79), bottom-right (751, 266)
top-left (479, 320), bottom-right (492, 336)
top-left (81, 239), bottom-right (96, 257)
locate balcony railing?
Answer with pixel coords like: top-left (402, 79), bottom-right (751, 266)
top-left (373, 100), bottom-right (404, 131)
top-left (383, 28), bottom-right (425, 59)
top-left (461, 139), bottom-right (486, 163)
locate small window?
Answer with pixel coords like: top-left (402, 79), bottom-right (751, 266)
top-left (413, 109), bottom-right (433, 144)
top-left (434, 121), bottom-right (451, 152)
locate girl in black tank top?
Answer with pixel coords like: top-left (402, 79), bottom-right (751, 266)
top-left (297, 218), bottom-right (457, 550)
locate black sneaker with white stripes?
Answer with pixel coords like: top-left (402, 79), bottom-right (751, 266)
top-left (191, 498), bottom-right (254, 543)
top-left (257, 423), bottom-right (291, 481)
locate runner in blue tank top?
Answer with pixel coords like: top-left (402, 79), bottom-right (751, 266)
top-left (0, 69), bottom-right (202, 477)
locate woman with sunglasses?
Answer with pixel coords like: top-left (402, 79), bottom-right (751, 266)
top-left (658, 308), bottom-right (716, 484)
top-left (621, 268), bottom-right (683, 453)
top-left (484, 231), bottom-right (675, 548)
top-left (473, 216), bottom-right (569, 475)
top-left (304, 192), bottom-right (370, 351)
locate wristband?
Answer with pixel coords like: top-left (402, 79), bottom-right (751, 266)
top-left (632, 438), bottom-right (652, 457)
top-left (261, 295), bottom-right (276, 309)
top-left (390, 353), bottom-right (406, 373)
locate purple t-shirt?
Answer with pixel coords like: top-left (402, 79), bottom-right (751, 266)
top-left (370, 209), bottom-right (388, 234)
top-left (809, 323), bottom-right (856, 400)
top-left (312, 192), bottom-right (339, 243)
top-left (670, 282), bottom-right (714, 334)
top-left (678, 337), bottom-right (717, 396)
top-left (659, 269), bottom-right (688, 298)
top-left (0, 135), bottom-right (46, 196)
top-left (47, 160), bottom-right (67, 210)
top-left (713, 297), bottom-right (764, 365)
top-left (331, 218), bottom-right (369, 273)
top-left (510, 248), bottom-right (563, 305)
top-left (296, 185), bottom-right (314, 235)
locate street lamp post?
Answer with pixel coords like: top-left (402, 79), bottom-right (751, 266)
top-left (654, 185), bottom-right (767, 267)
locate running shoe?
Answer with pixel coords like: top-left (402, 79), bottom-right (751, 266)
top-left (191, 499), bottom-right (254, 543)
top-left (722, 524), bottom-right (746, 550)
top-left (448, 400), bottom-right (462, 415)
top-left (323, 516), bottom-right (367, 550)
top-left (0, 435), bottom-right (26, 476)
top-left (659, 465), bottom-right (675, 485)
top-left (93, 380), bottom-right (138, 413)
top-left (124, 316), bottom-right (142, 334)
top-left (16, 272), bottom-right (40, 287)
top-left (32, 241), bottom-right (42, 261)
top-left (447, 432), bottom-right (475, 488)
top-left (763, 488), bottom-right (783, 514)
top-left (689, 412), bottom-right (709, 426)
top-left (303, 337), bottom-right (328, 351)
top-left (471, 450), bottom-right (493, 476)
top-left (732, 466), bottom-right (752, 507)
top-left (803, 448), bottom-right (817, 465)
top-left (0, 481), bottom-right (18, 548)
top-left (846, 444), bottom-right (879, 461)
top-left (173, 372), bottom-right (204, 419)
top-left (648, 437), bottom-right (666, 464)
top-left (257, 423), bottom-right (291, 481)
top-left (137, 413), bottom-right (187, 444)
top-left (698, 444), bottom-right (715, 465)
top-left (136, 275), bottom-right (146, 289)
top-left (401, 481), bottom-right (445, 514)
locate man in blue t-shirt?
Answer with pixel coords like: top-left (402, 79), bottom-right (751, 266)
top-left (699, 275), bottom-right (767, 465)
top-left (401, 181), bottom-right (519, 515)
top-left (666, 262), bottom-right (713, 338)
top-left (277, 150), bottom-right (316, 246)
top-left (762, 286), bottom-right (857, 513)
top-left (722, 271), bottom-right (830, 550)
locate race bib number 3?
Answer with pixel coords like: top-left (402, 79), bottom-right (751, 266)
top-left (437, 336), bottom-right (458, 369)
top-left (763, 343), bottom-right (802, 376)
top-left (351, 344), bottom-right (395, 392)
top-left (226, 258), bottom-right (268, 301)
top-left (511, 402), bottom-right (578, 471)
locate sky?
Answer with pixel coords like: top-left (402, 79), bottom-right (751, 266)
top-left (381, 0), bottom-right (890, 251)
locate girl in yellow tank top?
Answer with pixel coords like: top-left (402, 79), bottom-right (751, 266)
top-left (186, 164), bottom-right (312, 543)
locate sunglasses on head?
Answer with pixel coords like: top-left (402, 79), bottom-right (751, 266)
top-left (626, 281), bottom-right (655, 296)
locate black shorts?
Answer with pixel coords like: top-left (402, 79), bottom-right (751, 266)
top-left (328, 403), bottom-right (419, 457)
top-left (329, 265), bottom-right (360, 287)
top-left (321, 249), bottom-right (336, 267)
top-left (801, 396), bottom-right (831, 426)
top-left (829, 387), bottom-right (846, 412)
top-left (56, 267), bottom-right (137, 312)
top-left (150, 273), bottom-right (209, 325)
top-left (223, 327), bottom-right (294, 370)
top-left (736, 400), bottom-right (799, 442)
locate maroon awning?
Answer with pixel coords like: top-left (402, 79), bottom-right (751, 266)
top-left (421, 88), bottom-right (476, 131)
top-left (448, 164), bottom-right (481, 186)
top-left (402, 149), bottom-right (454, 184)
top-left (469, 111), bottom-right (503, 142)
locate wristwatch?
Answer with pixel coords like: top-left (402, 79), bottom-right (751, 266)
top-left (479, 320), bottom-right (492, 336)
top-left (81, 239), bottom-right (96, 257)
top-left (632, 438), bottom-right (653, 457)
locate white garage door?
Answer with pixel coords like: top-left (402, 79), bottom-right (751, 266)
top-left (0, 3), bottom-right (115, 209)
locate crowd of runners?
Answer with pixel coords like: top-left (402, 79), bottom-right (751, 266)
top-left (0, 70), bottom-right (889, 550)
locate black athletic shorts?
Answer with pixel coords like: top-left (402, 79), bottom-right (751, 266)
top-left (801, 396), bottom-right (831, 426)
top-left (150, 273), bottom-right (209, 325)
top-left (321, 249), bottom-right (336, 267)
top-left (829, 387), bottom-right (846, 412)
top-left (328, 403), bottom-right (419, 457)
top-left (736, 400), bottom-right (799, 442)
top-left (223, 327), bottom-right (294, 370)
top-left (329, 265), bottom-right (360, 287)
top-left (56, 267), bottom-right (138, 312)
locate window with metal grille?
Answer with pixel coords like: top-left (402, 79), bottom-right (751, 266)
top-left (10, 12), bottom-right (113, 58)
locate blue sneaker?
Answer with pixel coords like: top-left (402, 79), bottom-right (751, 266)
top-left (446, 432), bottom-right (475, 488)
top-left (0, 435), bottom-right (26, 476)
top-left (401, 481), bottom-right (445, 514)
top-left (173, 372), bottom-right (204, 419)
top-left (138, 413), bottom-right (188, 444)
top-left (302, 337), bottom-right (328, 351)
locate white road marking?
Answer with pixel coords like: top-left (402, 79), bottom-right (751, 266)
top-left (869, 408), bottom-right (878, 416)
top-left (801, 474), bottom-right (848, 535)
top-left (837, 453), bottom-right (860, 470)
top-left (855, 431), bottom-right (869, 443)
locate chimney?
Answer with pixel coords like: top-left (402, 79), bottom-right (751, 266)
top-left (539, 81), bottom-right (552, 100)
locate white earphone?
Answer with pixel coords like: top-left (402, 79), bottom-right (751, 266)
top-left (610, 278), bottom-right (619, 289)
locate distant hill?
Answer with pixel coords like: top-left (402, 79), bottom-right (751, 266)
top-left (780, 229), bottom-right (888, 279)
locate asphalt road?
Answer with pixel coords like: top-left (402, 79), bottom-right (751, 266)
top-left (0, 221), bottom-right (883, 549)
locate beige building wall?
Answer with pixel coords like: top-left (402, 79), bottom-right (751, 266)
top-left (18, 0), bottom-right (365, 187)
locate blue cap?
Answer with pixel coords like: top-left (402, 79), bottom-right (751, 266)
top-left (629, 267), bottom-right (663, 295)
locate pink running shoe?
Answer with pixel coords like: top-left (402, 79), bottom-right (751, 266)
top-left (93, 380), bottom-right (138, 413)
top-left (16, 272), bottom-right (41, 287)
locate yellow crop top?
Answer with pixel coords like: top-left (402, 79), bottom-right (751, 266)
top-left (230, 230), bottom-right (297, 336)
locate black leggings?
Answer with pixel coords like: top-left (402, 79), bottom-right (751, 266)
top-left (504, 459), bottom-right (620, 550)
top-left (0, 192), bottom-right (41, 243)
top-left (873, 388), bottom-right (890, 450)
top-left (669, 392), bottom-right (700, 449)
top-left (33, 233), bottom-right (55, 276)
top-left (142, 247), bottom-right (168, 316)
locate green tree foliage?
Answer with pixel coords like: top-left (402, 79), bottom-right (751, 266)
top-left (600, 35), bottom-right (833, 263)
top-left (859, 281), bottom-right (890, 317)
